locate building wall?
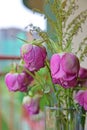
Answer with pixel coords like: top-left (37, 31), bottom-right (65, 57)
top-left (0, 28), bottom-right (26, 72)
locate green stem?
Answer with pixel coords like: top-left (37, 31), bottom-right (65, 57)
top-left (24, 68), bottom-right (45, 91)
top-left (45, 60), bottom-right (57, 93)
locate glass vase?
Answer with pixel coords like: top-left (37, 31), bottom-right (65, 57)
top-left (45, 106), bottom-right (84, 130)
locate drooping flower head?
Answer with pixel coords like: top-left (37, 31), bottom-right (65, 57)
top-left (75, 90), bottom-right (87, 110)
top-left (23, 95), bottom-right (41, 115)
top-left (5, 72), bottom-right (33, 92)
top-left (78, 67), bottom-right (87, 87)
top-left (21, 44), bottom-right (47, 71)
top-left (50, 53), bottom-right (80, 88)
top-left (79, 67), bottom-right (87, 79)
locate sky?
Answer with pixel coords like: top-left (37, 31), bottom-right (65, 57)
top-left (0, 0), bottom-right (46, 30)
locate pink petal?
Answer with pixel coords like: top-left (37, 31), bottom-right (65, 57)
top-left (50, 54), bottom-right (60, 75)
top-left (61, 53), bottom-right (80, 74)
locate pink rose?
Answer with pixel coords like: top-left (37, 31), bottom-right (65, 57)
top-left (23, 95), bottom-right (40, 115)
top-left (75, 90), bottom-right (87, 110)
top-left (5, 72), bottom-right (33, 92)
top-left (79, 67), bottom-right (87, 79)
top-left (78, 67), bottom-right (87, 87)
top-left (50, 53), bottom-right (80, 88)
top-left (21, 44), bottom-right (47, 71)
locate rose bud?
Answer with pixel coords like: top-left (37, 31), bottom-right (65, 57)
top-left (50, 53), bottom-right (80, 88)
top-left (21, 44), bottom-right (47, 71)
top-left (75, 90), bottom-right (87, 110)
top-left (23, 95), bottom-right (41, 115)
top-left (5, 72), bottom-right (33, 92)
top-left (78, 67), bottom-right (87, 87)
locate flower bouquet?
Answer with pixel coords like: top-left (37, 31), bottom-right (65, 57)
top-left (5, 0), bottom-right (87, 130)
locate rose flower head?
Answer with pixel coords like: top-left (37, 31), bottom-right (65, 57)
top-left (50, 53), bottom-right (80, 88)
top-left (75, 90), bottom-right (87, 110)
top-left (21, 44), bottom-right (47, 71)
top-left (5, 72), bottom-right (33, 92)
top-left (23, 95), bottom-right (41, 115)
top-left (78, 67), bottom-right (87, 87)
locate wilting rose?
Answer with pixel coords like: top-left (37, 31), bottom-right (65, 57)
top-left (75, 90), bottom-right (87, 110)
top-left (79, 67), bottom-right (87, 79)
top-left (23, 95), bottom-right (40, 115)
top-left (78, 67), bottom-right (87, 87)
top-left (21, 44), bottom-right (47, 71)
top-left (5, 72), bottom-right (33, 92)
top-left (50, 53), bottom-right (80, 88)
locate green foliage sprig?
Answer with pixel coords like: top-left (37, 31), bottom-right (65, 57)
top-left (29, 0), bottom-right (87, 56)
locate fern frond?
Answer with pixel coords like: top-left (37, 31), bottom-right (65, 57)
top-left (66, 9), bottom-right (87, 34)
top-left (75, 36), bottom-right (87, 61)
top-left (64, 9), bottom-right (87, 50)
top-left (63, 0), bottom-right (78, 27)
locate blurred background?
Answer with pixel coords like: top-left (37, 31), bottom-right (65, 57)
top-left (0, 0), bottom-right (87, 130)
top-left (0, 0), bottom-right (46, 130)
